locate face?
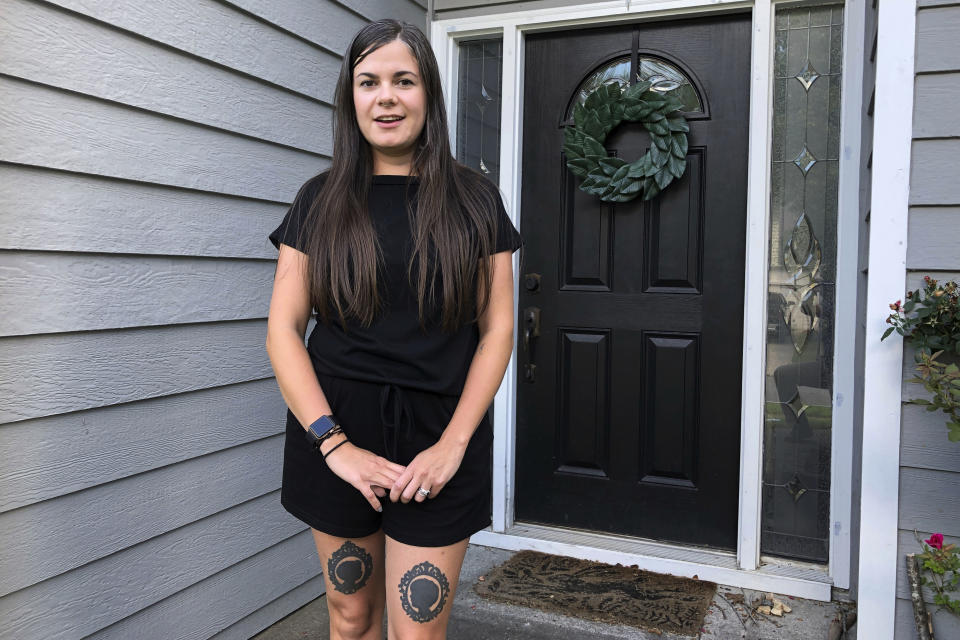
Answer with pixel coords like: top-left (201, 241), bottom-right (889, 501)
top-left (352, 38), bottom-right (427, 173)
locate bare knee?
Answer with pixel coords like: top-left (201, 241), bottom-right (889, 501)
top-left (388, 624), bottom-right (447, 640)
top-left (329, 599), bottom-right (377, 640)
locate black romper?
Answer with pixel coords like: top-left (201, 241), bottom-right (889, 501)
top-left (268, 171), bottom-right (524, 547)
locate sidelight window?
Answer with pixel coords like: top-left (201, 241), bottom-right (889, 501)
top-left (455, 38), bottom-right (504, 183)
top-left (761, 2), bottom-right (844, 564)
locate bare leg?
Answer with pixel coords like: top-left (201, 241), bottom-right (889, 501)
top-left (384, 534), bottom-right (469, 640)
top-left (311, 528), bottom-right (386, 640)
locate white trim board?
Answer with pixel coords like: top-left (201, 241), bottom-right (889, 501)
top-left (855, 0), bottom-right (917, 638)
top-left (434, 0), bottom-right (865, 600)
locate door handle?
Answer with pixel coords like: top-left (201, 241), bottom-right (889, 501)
top-left (522, 306), bottom-right (541, 383)
top-left (523, 306), bottom-right (541, 353)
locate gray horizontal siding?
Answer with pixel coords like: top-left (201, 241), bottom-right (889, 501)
top-left (916, 4), bottom-right (960, 73)
top-left (0, 379), bottom-right (284, 512)
top-left (0, 320), bottom-right (280, 424)
top-left (0, 438), bottom-right (280, 598)
top-left (907, 207), bottom-right (960, 270)
top-left (1, 76), bottom-right (328, 201)
top-left (895, 598), bottom-right (960, 638)
top-left (0, 165), bottom-right (286, 259)
top-left (896, 3), bottom-right (960, 635)
top-left (0, 493), bottom-right (307, 640)
top-left (343, 0), bottom-right (428, 25)
top-left (0, 4), bottom-right (431, 638)
top-left (42, 0), bottom-right (341, 101)
top-left (913, 73), bottom-right (960, 138)
top-left (909, 139), bottom-right (960, 206)
top-left (434, 0), bottom-right (590, 20)
top-left (210, 574), bottom-right (327, 640)
top-left (224, 0), bottom-right (369, 57)
top-left (0, 252), bottom-right (275, 336)
top-left (1, 0), bottom-right (332, 154)
top-left (90, 532), bottom-right (323, 640)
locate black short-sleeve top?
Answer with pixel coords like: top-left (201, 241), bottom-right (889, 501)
top-left (268, 171), bottom-right (524, 397)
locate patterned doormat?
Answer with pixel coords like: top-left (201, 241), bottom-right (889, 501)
top-left (474, 550), bottom-right (717, 636)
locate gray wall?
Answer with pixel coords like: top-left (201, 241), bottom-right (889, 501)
top-left (894, 1), bottom-right (960, 638)
top-left (0, 0), bottom-right (424, 638)
top-left (434, 0), bottom-right (589, 20)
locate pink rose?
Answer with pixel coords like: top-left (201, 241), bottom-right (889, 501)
top-left (926, 533), bottom-right (944, 550)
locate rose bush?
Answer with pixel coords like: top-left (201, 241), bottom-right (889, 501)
top-left (916, 530), bottom-right (960, 616)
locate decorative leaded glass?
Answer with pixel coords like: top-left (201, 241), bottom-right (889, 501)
top-left (568, 56), bottom-right (702, 117)
top-left (761, 2), bottom-right (844, 564)
top-left (456, 39), bottom-right (503, 183)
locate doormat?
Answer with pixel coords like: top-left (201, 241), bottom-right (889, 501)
top-left (474, 550), bottom-right (717, 637)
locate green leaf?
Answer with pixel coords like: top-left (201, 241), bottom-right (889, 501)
top-left (582, 112), bottom-right (605, 140)
top-left (627, 159), bottom-right (648, 179)
top-left (596, 104), bottom-right (613, 126)
top-left (584, 88), bottom-right (604, 111)
top-left (623, 81), bottom-right (651, 101)
top-left (610, 163), bottom-right (631, 186)
top-left (566, 158), bottom-right (594, 177)
top-left (624, 105), bottom-right (653, 121)
top-left (648, 121), bottom-right (670, 136)
top-left (646, 111), bottom-right (666, 122)
top-left (642, 178), bottom-right (660, 200)
top-left (598, 156), bottom-right (627, 176)
top-left (610, 102), bottom-right (625, 123)
top-left (619, 179), bottom-right (643, 195)
top-left (882, 327), bottom-right (895, 340)
top-left (649, 144), bottom-right (666, 166)
top-left (667, 117), bottom-right (690, 133)
top-left (668, 154), bottom-right (686, 178)
top-left (582, 135), bottom-right (606, 158)
top-left (671, 134), bottom-right (688, 157)
top-left (654, 167), bottom-right (673, 189)
top-left (653, 134), bottom-right (670, 151)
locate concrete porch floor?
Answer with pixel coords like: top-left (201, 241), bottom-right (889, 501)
top-left (253, 544), bottom-right (857, 639)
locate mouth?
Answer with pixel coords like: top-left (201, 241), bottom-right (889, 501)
top-left (374, 115), bottom-right (405, 123)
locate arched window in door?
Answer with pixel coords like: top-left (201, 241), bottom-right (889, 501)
top-left (567, 55), bottom-right (703, 119)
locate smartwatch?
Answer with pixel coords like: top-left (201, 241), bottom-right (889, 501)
top-left (304, 414), bottom-right (340, 450)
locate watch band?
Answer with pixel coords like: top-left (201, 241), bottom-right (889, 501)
top-left (304, 414), bottom-right (339, 450)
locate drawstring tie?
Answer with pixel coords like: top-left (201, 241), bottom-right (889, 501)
top-left (379, 383), bottom-right (415, 461)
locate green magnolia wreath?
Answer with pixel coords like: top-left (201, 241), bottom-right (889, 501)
top-left (563, 81), bottom-right (690, 203)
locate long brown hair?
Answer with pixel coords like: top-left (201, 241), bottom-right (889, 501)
top-left (301, 19), bottom-right (502, 333)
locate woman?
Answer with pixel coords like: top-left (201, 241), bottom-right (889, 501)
top-left (265, 18), bottom-right (523, 640)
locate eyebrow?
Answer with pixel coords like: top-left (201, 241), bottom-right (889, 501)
top-left (355, 70), bottom-right (418, 79)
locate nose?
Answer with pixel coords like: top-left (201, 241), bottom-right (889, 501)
top-left (377, 83), bottom-right (397, 105)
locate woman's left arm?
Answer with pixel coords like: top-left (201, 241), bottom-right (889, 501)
top-left (390, 250), bottom-right (516, 503)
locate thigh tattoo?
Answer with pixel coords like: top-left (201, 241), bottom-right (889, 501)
top-left (397, 561), bottom-right (450, 623)
top-left (327, 541), bottom-right (374, 594)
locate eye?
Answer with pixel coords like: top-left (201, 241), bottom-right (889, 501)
top-left (398, 78), bottom-right (415, 86)
top-left (358, 79), bottom-right (375, 87)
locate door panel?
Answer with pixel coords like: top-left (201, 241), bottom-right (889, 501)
top-left (515, 13), bottom-right (751, 550)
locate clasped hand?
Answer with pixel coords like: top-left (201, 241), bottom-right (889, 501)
top-left (323, 437), bottom-right (467, 510)
top-left (390, 437), bottom-right (466, 504)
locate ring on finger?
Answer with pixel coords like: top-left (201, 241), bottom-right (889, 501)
top-left (416, 487), bottom-right (431, 498)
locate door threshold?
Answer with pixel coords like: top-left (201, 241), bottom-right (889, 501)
top-left (470, 522), bottom-right (832, 601)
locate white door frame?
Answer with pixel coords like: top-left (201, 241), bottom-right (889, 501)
top-left (431, 0), bottom-right (868, 600)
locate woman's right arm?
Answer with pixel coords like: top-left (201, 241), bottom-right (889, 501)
top-left (265, 244), bottom-right (404, 511)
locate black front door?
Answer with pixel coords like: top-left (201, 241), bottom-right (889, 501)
top-left (515, 13), bottom-right (751, 550)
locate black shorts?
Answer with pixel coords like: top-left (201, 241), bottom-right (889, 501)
top-left (280, 371), bottom-right (493, 547)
